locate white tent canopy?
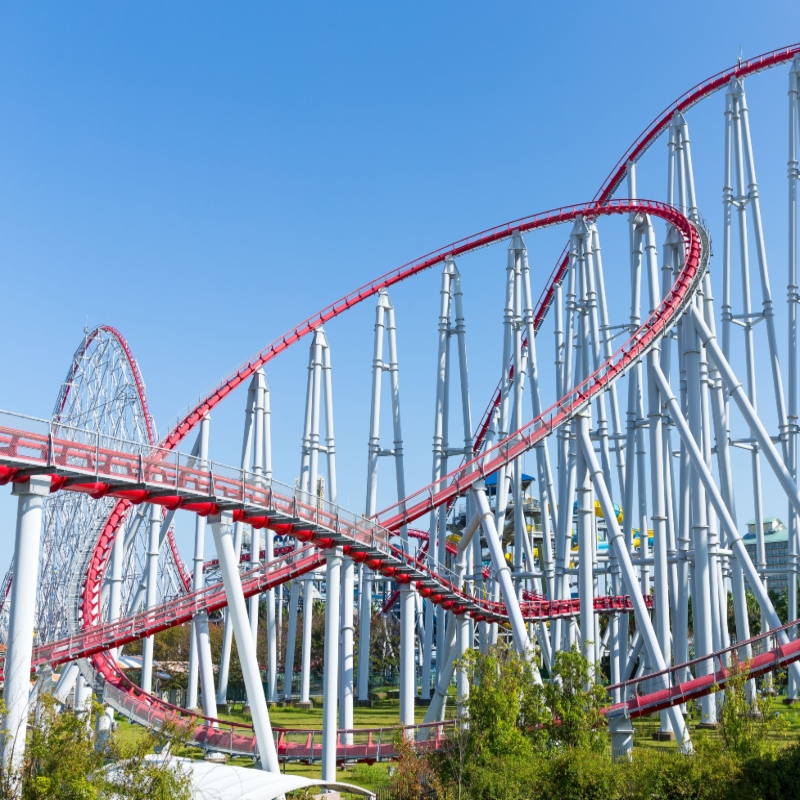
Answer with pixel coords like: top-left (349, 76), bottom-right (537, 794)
top-left (140, 758), bottom-right (375, 800)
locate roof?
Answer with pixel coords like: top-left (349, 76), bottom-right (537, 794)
top-left (135, 758), bottom-right (375, 800)
top-left (485, 471), bottom-right (534, 486)
top-left (745, 517), bottom-right (787, 530)
top-left (743, 530), bottom-right (789, 544)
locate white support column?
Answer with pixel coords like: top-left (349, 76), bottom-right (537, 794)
top-left (2, 476), bottom-right (49, 772)
top-left (419, 515), bottom-right (480, 735)
top-left (248, 371), bottom-right (267, 687)
top-left (436, 264), bottom-right (455, 697)
top-left (265, 527), bottom-right (277, 703)
top-left (684, 301), bottom-right (716, 724)
top-left (652, 348), bottom-right (800, 689)
top-left (210, 512), bottom-right (279, 771)
top-left (386, 298), bottom-right (416, 728)
top-left (647, 350), bottom-right (673, 735)
top-left (423, 268), bottom-right (447, 693)
top-left (361, 290), bottom-right (414, 719)
top-left (73, 674), bottom-right (92, 721)
top-left (577, 424), bottom-right (689, 750)
top-left (735, 81), bottom-right (788, 448)
top-left (472, 484), bottom-right (540, 682)
top-left (299, 581), bottom-right (315, 705)
top-left (321, 548), bottom-right (342, 782)
top-left (187, 415), bottom-right (217, 717)
top-left (107, 510), bottom-right (125, 662)
top-left (261, 375), bottom-right (277, 703)
top-left (339, 554), bottom-right (355, 738)
top-left (141, 502), bottom-right (161, 696)
top-left (300, 331), bottom-right (325, 707)
top-left (417, 614), bottom-right (458, 739)
top-left (576, 413), bottom-right (596, 675)
top-left (285, 343), bottom-right (317, 701)
top-left (360, 294), bottom-right (387, 702)
top-left (787, 56), bottom-right (800, 700)
top-left (52, 662), bottom-right (80, 705)
top-left (283, 580), bottom-right (301, 701)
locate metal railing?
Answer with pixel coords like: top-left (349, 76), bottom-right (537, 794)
top-left (606, 618), bottom-right (800, 719)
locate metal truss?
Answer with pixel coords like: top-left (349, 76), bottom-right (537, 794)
top-left (4, 42), bottom-right (800, 780)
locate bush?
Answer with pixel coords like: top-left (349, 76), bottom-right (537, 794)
top-left (0, 694), bottom-right (191, 800)
top-left (397, 645), bottom-right (800, 800)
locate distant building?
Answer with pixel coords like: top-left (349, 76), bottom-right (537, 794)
top-left (743, 517), bottom-right (789, 593)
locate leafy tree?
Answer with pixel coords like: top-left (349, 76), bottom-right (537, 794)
top-left (459, 644), bottom-right (542, 760)
top-left (100, 715), bottom-right (192, 800)
top-left (717, 657), bottom-right (774, 760)
top-left (369, 612), bottom-right (400, 683)
top-left (726, 590), bottom-right (769, 639)
top-left (15, 694), bottom-right (104, 800)
top-left (542, 646), bottom-right (608, 752)
top-left (0, 694), bottom-right (191, 800)
top-left (390, 731), bottom-right (442, 800)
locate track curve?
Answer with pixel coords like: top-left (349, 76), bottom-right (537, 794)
top-left (49, 41), bottom-right (800, 757)
top-left (81, 41), bottom-right (800, 669)
top-left (0, 198), bottom-right (708, 753)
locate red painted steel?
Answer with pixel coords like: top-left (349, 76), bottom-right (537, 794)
top-left (55, 325), bottom-right (193, 592)
top-left (52, 44), bottom-right (798, 753)
top-left (467, 43), bottom-right (800, 457)
top-left (0, 546), bottom-right (324, 683)
top-left (0, 199), bottom-right (707, 750)
top-left (607, 618), bottom-right (800, 719)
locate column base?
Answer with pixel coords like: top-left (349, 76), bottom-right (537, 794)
top-left (217, 704), bottom-right (230, 714)
top-left (697, 722), bottom-right (718, 730)
top-left (782, 697), bottom-right (799, 706)
top-left (242, 705), bottom-right (252, 717)
top-left (355, 699), bottom-right (373, 707)
top-left (608, 712), bottom-right (634, 762)
top-left (652, 730), bottom-right (676, 742)
top-left (415, 697), bottom-right (430, 706)
top-left (296, 701), bottom-right (313, 710)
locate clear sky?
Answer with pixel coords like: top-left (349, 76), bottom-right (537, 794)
top-left (0, 3), bottom-right (798, 578)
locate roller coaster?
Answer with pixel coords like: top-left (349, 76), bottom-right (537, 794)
top-left (1, 42), bottom-right (800, 782)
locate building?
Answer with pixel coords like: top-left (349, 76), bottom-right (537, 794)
top-left (743, 517), bottom-right (789, 593)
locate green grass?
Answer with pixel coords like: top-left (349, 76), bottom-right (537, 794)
top-left (111, 697), bottom-right (430, 794)
top-left (631, 696), bottom-right (800, 750)
top-left (215, 697), bottom-right (430, 729)
top-left (114, 691), bottom-right (800, 794)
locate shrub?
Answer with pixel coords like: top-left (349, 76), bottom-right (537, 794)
top-left (0, 694), bottom-right (191, 800)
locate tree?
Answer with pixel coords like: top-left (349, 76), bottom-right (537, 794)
top-left (726, 590), bottom-right (765, 639)
top-left (369, 612), bottom-right (400, 683)
top-left (542, 646), bottom-right (608, 752)
top-left (418, 644), bottom-right (610, 800)
top-left (717, 657), bottom-right (774, 761)
top-left (0, 694), bottom-right (191, 800)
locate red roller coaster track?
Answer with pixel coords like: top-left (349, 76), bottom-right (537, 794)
top-left (4, 43), bottom-right (798, 760)
top-left (0, 198), bottom-right (710, 758)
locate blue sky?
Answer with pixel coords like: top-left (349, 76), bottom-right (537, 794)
top-left (0, 3), bottom-right (798, 578)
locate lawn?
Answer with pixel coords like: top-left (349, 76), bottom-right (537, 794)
top-left (632, 696), bottom-right (800, 749)
top-left (110, 691), bottom-right (800, 795)
top-left (112, 696), bottom-right (433, 794)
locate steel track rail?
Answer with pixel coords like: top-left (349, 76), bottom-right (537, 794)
top-left (63, 42), bottom-right (799, 751)
top-left (0, 199), bottom-right (707, 744)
